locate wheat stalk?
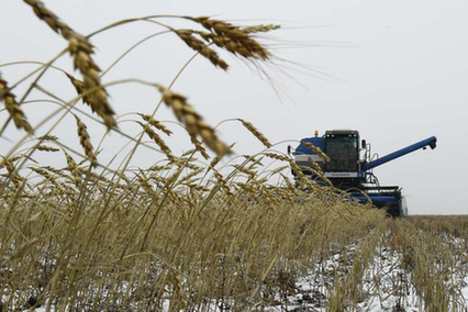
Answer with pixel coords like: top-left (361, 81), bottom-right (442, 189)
top-left (208, 155), bottom-right (222, 171)
top-left (30, 166), bottom-right (59, 187)
top-left (212, 168), bottom-right (233, 196)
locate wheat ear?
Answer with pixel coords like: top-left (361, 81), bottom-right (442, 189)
top-left (0, 78), bottom-right (33, 133)
top-left (190, 17), bottom-right (271, 60)
top-left (242, 24), bottom-right (281, 34)
top-left (23, 0), bottom-right (116, 128)
top-left (74, 116), bottom-right (97, 166)
top-left (176, 30), bottom-right (229, 70)
top-left (139, 122), bottom-right (175, 162)
top-left (156, 85), bottom-right (231, 157)
top-left (137, 114), bottom-right (172, 136)
top-left (238, 119), bottom-right (272, 148)
top-left (303, 142), bottom-right (331, 162)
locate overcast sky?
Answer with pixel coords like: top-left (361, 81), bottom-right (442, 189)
top-left (1, 1), bottom-right (467, 215)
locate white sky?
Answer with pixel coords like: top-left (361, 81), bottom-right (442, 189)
top-left (1, 1), bottom-right (467, 215)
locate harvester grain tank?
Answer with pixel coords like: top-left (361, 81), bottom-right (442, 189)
top-left (291, 130), bottom-right (437, 216)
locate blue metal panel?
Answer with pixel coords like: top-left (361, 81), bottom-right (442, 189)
top-left (294, 137), bottom-right (325, 155)
top-left (352, 194), bottom-right (400, 206)
top-left (362, 136), bottom-right (437, 171)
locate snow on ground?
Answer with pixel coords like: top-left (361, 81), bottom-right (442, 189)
top-left (265, 242), bottom-right (359, 311)
top-left (463, 276), bottom-right (468, 309)
top-left (358, 246), bottom-right (423, 312)
top-left (463, 275), bottom-right (468, 308)
top-left (453, 237), bottom-right (468, 310)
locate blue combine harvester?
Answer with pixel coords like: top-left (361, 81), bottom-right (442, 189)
top-left (290, 130), bottom-right (437, 216)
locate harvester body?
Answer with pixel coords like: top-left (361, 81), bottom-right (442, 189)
top-left (292, 130), bottom-right (437, 216)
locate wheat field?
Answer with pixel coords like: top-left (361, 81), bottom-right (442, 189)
top-left (0, 1), bottom-right (467, 311)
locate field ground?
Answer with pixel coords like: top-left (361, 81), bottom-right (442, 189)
top-left (1, 206), bottom-right (467, 312)
top-left (265, 216), bottom-right (468, 312)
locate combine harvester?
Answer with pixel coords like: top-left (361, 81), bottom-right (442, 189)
top-left (291, 130), bottom-right (437, 216)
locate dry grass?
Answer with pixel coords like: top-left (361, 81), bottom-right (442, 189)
top-left (391, 217), bottom-right (468, 311)
top-left (407, 215), bottom-right (468, 240)
top-left (0, 150), bottom-right (384, 310)
top-left (0, 2), bottom-right (466, 311)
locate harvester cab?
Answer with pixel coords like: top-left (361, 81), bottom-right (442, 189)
top-left (291, 130), bottom-right (437, 216)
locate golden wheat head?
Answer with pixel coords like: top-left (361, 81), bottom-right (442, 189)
top-left (74, 115), bottom-right (97, 166)
top-left (238, 119), bottom-right (272, 148)
top-left (0, 78), bottom-right (33, 133)
top-left (156, 85), bottom-right (232, 157)
top-left (23, 0), bottom-right (116, 129)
